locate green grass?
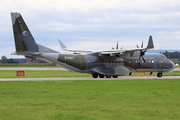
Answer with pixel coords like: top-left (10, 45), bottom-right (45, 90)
top-left (0, 80), bottom-right (180, 120)
top-left (0, 70), bottom-right (180, 78)
top-left (0, 70), bottom-right (91, 78)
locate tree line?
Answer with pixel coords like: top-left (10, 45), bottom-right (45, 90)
top-left (0, 56), bottom-right (47, 63)
top-left (162, 51), bottom-right (180, 59)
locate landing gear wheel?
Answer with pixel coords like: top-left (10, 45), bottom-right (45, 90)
top-left (99, 74), bottom-right (105, 78)
top-left (106, 75), bottom-right (111, 78)
top-left (113, 75), bottom-right (118, 78)
top-left (92, 73), bottom-right (98, 78)
top-left (157, 73), bottom-right (162, 77)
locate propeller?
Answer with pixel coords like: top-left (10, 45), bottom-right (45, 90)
top-left (136, 40), bottom-right (147, 66)
top-left (116, 41), bottom-right (123, 49)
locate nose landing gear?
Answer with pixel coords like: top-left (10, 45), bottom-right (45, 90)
top-left (157, 72), bottom-right (162, 77)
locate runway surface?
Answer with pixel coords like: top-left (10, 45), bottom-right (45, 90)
top-left (0, 76), bottom-right (180, 81)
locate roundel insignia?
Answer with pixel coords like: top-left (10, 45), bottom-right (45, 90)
top-left (22, 31), bottom-right (28, 36)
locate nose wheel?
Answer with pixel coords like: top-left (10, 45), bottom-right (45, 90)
top-left (157, 73), bottom-right (162, 77)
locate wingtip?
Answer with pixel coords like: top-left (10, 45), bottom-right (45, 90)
top-left (147, 35), bottom-right (154, 49)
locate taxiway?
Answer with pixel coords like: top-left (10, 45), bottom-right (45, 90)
top-left (0, 76), bottom-right (180, 81)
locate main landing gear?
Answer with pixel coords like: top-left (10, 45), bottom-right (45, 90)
top-left (157, 72), bottom-right (162, 77)
top-left (92, 73), bottom-right (118, 78)
top-left (92, 73), bottom-right (98, 78)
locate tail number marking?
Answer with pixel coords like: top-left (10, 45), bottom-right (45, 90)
top-left (64, 56), bottom-right (74, 60)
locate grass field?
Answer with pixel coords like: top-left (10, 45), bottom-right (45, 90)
top-left (0, 70), bottom-right (180, 78)
top-left (0, 70), bottom-right (91, 78)
top-left (0, 80), bottom-right (180, 120)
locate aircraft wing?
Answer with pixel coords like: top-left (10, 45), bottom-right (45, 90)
top-left (58, 39), bottom-right (92, 53)
top-left (100, 35), bottom-right (154, 55)
top-left (59, 35), bottom-right (154, 55)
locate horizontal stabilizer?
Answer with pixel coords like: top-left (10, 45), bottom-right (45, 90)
top-left (58, 39), bottom-right (67, 50)
top-left (58, 39), bottom-right (92, 53)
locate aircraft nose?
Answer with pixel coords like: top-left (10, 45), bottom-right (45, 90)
top-left (170, 61), bottom-right (176, 70)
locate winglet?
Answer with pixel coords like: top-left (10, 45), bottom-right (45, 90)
top-left (58, 39), bottom-right (67, 50)
top-left (146, 35), bottom-right (154, 49)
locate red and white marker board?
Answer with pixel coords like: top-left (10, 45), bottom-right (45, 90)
top-left (17, 71), bottom-right (25, 76)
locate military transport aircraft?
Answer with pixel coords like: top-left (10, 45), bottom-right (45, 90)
top-left (10, 12), bottom-right (175, 78)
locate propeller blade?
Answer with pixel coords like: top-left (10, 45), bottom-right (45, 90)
top-left (139, 56), bottom-right (141, 67)
top-left (142, 56), bottom-right (146, 63)
top-left (116, 41), bottom-right (118, 49)
top-left (140, 50), bottom-right (143, 56)
top-left (141, 40), bottom-right (143, 48)
top-left (136, 45), bottom-right (139, 48)
top-left (121, 46), bottom-right (123, 49)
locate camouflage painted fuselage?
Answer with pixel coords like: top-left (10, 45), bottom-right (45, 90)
top-left (38, 52), bottom-right (175, 76)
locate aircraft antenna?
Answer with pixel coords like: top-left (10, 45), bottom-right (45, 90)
top-left (26, 21), bottom-right (48, 46)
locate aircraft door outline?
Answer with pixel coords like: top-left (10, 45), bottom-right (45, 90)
top-left (79, 56), bottom-right (88, 70)
top-left (154, 59), bottom-right (161, 69)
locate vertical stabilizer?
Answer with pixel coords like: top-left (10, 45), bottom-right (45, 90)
top-left (11, 12), bottom-right (39, 52)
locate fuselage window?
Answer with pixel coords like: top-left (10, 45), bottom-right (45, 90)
top-left (105, 61), bottom-right (107, 63)
top-left (149, 60), bottom-right (151, 63)
top-left (152, 60), bottom-right (154, 63)
top-left (95, 61), bottom-right (97, 63)
top-left (99, 61), bottom-right (101, 64)
top-left (109, 61), bottom-right (111, 63)
top-left (92, 61), bottom-right (94, 63)
top-left (119, 61), bottom-right (121, 63)
top-left (122, 61), bottom-right (124, 63)
top-left (135, 60), bottom-right (138, 63)
top-left (129, 60), bottom-right (131, 63)
top-left (102, 61), bottom-right (104, 63)
top-left (161, 61), bottom-right (163, 63)
top-left (115, 61), bottom-right (118, 63)
top-left (125, 60), bottom-right (127, 63)
top-left (112, 61), bottom-right (114, 63)
top-left (88, 61), bottom-right (90, 64)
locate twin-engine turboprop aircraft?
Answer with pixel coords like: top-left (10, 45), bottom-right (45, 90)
top-left (11, 12), bottom-right (175, 78)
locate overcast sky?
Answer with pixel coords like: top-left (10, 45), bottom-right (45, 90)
top-left (1, 0), bottom-right (180, 58)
